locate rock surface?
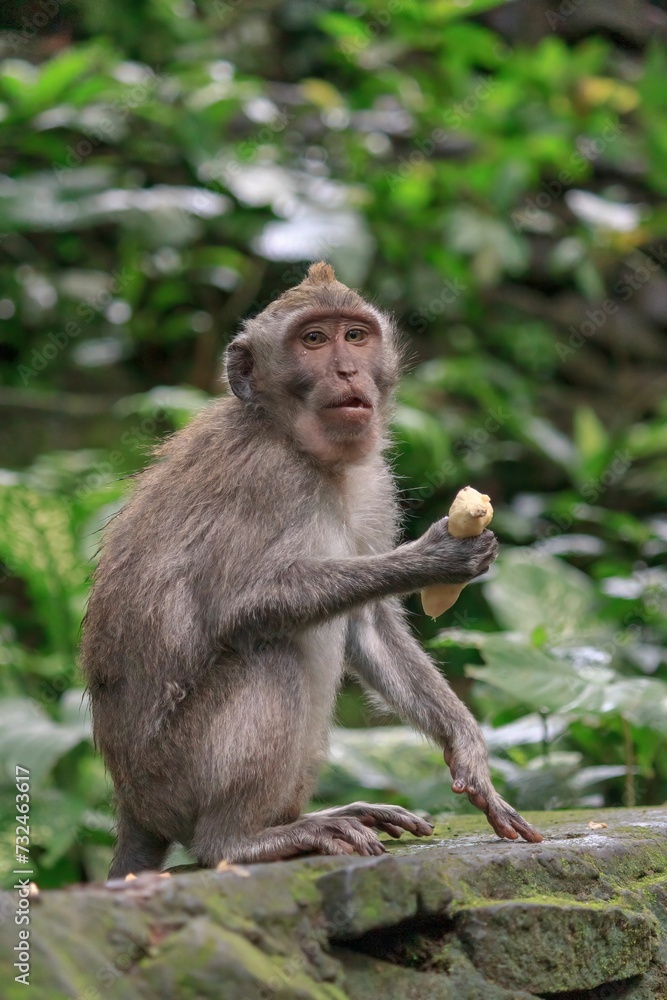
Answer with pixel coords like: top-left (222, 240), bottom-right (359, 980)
top-left (2, 807), bottom-right (667, 1000)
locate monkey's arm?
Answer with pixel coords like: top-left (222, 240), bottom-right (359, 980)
top-left (222, 521), bottom-right (497, 639)
top-left (344, 600), bottom-right (542, 844)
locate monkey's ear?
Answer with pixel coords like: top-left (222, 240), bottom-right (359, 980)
top-left (225, 341), bottom-right (255, 401)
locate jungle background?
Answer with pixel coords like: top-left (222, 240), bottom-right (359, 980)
top-left (0, 0), bottom-right (666, 888)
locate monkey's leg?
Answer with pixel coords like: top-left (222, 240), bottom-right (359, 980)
top-left (192, 809), bottom-right (391, 865)
top-left (346, 601), bottom-right (543, 844)
top-left (308, 802), bottom-right (434, 839)
top-left (108, 811), bottom-right (171, 878)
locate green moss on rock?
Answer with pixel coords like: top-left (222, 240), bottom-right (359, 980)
top-left (455, 901), bottom-right (656, 993)
top-left (0, 807), bottom-right (665, 999)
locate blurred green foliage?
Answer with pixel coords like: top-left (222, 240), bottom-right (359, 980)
top-left (0, 0), bottom-right (666, 887)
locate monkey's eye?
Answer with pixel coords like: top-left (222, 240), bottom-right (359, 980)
top-left (302, 330), bottom-right (327, 346)
top-left (345, 328), bottom-right (367, 343)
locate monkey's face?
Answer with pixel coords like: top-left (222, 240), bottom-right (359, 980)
top-left (225, 268), bottom-right (400, 465)
top-left (285, 309), bottom-right (388, 463)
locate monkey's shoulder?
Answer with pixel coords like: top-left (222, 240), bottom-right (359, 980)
top-left (137, 399), bottom-right (297, 495)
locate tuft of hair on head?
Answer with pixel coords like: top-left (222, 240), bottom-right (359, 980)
top-left (303, 261), bottom-right (337, 286)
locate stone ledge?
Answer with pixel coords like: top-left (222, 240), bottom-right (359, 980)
top-left (1, 807), bottom-right (666, 1000)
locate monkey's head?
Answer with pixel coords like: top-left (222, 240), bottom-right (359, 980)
top-left (224, 262), bottom-right (402, 464)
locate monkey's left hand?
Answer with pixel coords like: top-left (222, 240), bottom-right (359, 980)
top-left (444, 749), bottom-right (543, 843)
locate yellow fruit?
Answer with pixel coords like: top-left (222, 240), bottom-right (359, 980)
top-left (421, 486), bottom-right (493, 618)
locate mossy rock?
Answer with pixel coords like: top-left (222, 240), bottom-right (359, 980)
top-left (1, 807), bottom-right (666, 1000)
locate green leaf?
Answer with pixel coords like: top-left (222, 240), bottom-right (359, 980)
top-left (467, 635), bottom-right (615, 715)
top-left (392, 404), bottom-right (450, 476)
top-left (0, 485), bottom-right (87, 656)
top-left (30, 788), bottom-right (90, 867)
top-left (324, 726), bottom-right (462, 813)
top-left (0, 698), bottom-right (91, 787)
top-left (425, 0), bottom-right (514, 23)
top-left (318, 12), bottom-right (372, 44)
top-left (31, 46), bottom-right (104, 112)
top-left (466, 634), bottom-right (611, 712)
top-left (574, 405), bottom-right (609, 479)
top-left (429, 628), bottom-right (492, 650)
top-left (522, 417), bottom-right (577, 470)
top-left (483, 548), bottom-right (597, 638)
top-left (601, 679), bottom-right (667, 731)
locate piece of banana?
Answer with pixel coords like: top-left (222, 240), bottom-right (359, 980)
top-left (421, 486), bottom-right (493, 619)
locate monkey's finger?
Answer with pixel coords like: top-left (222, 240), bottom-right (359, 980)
top-left (378, 823), bottom-right (405, 838)
top-left (503, 813), bottom-right (543, 844)
top-left (404, 816), bottom-right (435, 836)
top-left (329, 838), bottom-right (356, 855)
top-left (374, 815), bottom-right (433, 836)
top-left (513, 822), bottom-right (543, 844)
top-left (451, 777), bottom-right (486, 807)
top-left (339, 836), bottom-right (384, 857)
top-left (487, 814), bottom-right (519, 840)
top-left (487, 802), bottom-right (543, 843)
top-left (352, 806), bottom-right (433, 837)
top-left (376, 819), bottom-right (433, 838)
top-left (330, 819), bottom-right (387, 856)
top-left (407, 821), bottom-right (434, 836)
top-left (467, 788), bottom-right (520, 840)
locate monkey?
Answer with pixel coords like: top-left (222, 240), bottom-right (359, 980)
top-left (80, 262), bottom-right (542, 878)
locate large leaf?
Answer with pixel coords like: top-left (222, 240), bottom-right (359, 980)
top-left (466, 634), bottom-right (616, 714)
top-left (483, 548), bottom-right (597, 638)
top-left (467, 635), bottom-right (667, 729)
top-left (30, 789), bottom-right (91, 867)
top-left (598, 679), bottom-right (667, 732)
top-left (0, 698), bottom-right (91, 787)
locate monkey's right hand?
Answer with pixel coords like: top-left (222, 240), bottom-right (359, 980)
top-left (444, 746), bottom-right (543, 844)
top-left (415, 517), bottom-right (499, 585)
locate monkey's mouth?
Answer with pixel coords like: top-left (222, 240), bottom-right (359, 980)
top-left (325, 394), bottom-right (373, 412)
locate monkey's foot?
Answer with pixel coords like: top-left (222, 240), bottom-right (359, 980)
top-left (308, 801), bottom-right (434, 839)
top-left (279, 815), bottom-right (389, 858)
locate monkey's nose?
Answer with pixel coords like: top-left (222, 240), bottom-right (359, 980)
top-left (335, 362), bottom-right (358, 378)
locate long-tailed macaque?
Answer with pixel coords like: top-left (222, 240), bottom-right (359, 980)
top-left (81, 262), bottom-right (541, 878)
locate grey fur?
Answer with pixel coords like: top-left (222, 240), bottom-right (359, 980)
top-left (80, 264), bottom-right (540, 878)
